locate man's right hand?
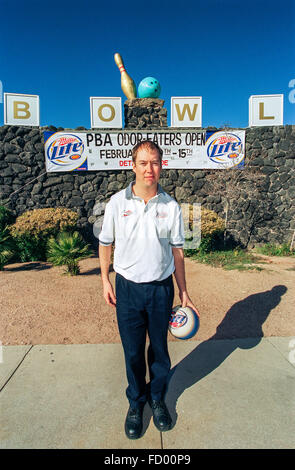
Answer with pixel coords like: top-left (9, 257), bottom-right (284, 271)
top-left (103, 280), bottom-right (117, 308)
top-left (99, 244), bottom-right (116, 308)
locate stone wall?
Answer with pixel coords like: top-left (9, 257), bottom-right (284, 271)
top-left (0, 99), bottom-right (294, 249)
top-left (124, 98), bottom-right (167, 129)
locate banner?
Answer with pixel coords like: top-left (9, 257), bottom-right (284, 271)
top-left (44, 130), bottom-right (245, 172)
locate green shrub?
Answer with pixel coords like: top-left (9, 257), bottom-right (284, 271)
top-left (47, 231), bottom-right (93, 275)
top-left (198, 232), bottom-right (224, 254)
top-left (0, 206), bottom-right (15, 231)
top-left (12, 235), bottom-right (46, 262)
top-left (0, 226), bottom-right (14, 270)
top-left (256, 243), bottom-right (295, 257)
top-left (9, 207), bottom-right (79, 262)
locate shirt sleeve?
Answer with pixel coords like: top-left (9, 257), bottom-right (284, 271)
top-left (98, 199), bottom-right (115, 246)
top-left (169, 203), bottom-right (185, 248)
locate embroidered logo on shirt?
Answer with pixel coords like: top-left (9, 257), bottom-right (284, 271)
top-left (155, 211), bottom-right (168, 219)
top-left (122, 210), bottom-right (133, 217)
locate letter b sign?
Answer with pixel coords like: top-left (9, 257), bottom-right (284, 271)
top-left (4, 93), bottom-right (40, 126)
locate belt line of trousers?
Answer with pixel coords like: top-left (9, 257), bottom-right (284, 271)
top-left (115, 273), bottom-right (174, 409)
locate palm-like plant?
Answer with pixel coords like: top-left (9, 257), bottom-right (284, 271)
top-left (47, 231), bottom-right (93, 275)
top-left (0, 226), bottom-right (14, 270)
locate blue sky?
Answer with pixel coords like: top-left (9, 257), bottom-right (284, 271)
top-left (0, 0), bottom-right (294, 129)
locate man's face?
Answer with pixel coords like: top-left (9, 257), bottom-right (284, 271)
top-left (132, 148), bottom-right (161, 188)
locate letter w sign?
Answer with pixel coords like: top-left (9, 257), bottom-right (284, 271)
top-left (171, 97), bottom-right (202, 127)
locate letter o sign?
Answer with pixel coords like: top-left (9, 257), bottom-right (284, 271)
top-left (97, 104), bottom-right (115, 122)
top-left (90, 97), bottom-right (122, 128)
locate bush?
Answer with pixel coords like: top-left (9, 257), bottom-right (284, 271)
top-left (0, 226), bottom-right (15, 270)
top-left (184, 206), bottom-right (225, 255)
top-left (198, 232), bottom-right (224, 254)
top-left (9, 207), bottom-right (79, 262)
top-left (198, 208), bottom-right (225, 238)
top-left (47, 231), bottom-right (93, 275)
top-left (0, 205), bottom-right (15, 231)
top-left (256, 243), bottom-right (295, 257)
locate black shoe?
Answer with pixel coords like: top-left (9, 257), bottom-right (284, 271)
top-left (124, 406), bottom-right (143, 439)
top-left (149, 400), bottom-right (172, 432)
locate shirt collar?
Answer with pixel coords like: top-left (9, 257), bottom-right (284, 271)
top-left (126, 181), bottom-right (165, 200)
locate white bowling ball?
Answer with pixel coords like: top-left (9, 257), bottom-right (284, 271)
top-left (169, 305), bottom-right (200, 340)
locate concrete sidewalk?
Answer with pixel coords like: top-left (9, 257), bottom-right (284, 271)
top-left (1, 337), bottom-right (295, 449)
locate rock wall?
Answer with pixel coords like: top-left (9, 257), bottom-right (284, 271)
top-left (0, 99), bottom-right (294, 249)
top-left (124, 98), bottom-right (167, 128)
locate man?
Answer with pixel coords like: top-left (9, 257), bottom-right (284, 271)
top-left (99, 140), bottom-right (199, 439)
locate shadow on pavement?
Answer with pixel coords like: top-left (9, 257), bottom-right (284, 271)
top-left (165, 284), bottom-right (287, 428)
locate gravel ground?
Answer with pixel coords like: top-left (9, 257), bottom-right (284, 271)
top-left (0, 254), bottom-right (294, 345)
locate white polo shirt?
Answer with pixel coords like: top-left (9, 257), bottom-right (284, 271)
top-left (99, 182), bottom-right (184, 283)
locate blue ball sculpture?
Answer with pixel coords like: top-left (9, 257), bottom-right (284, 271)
top-left (138, 77), bottom-right (161, 98)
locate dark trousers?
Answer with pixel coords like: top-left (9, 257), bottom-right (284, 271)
top-left (115, 273), bottom-right (174, 409)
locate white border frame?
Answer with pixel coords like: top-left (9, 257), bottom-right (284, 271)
top-left (90, 96), bottom-right (122, 129)
top-left (4, 92), bottom-right (40, 126)
top-left (171, 96), bottom-right (202, 128)
top-left (248, 94), bottom-right (284, 127)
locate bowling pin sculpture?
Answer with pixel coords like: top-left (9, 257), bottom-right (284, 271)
top-left (114, 53), bottom-right (137, 100)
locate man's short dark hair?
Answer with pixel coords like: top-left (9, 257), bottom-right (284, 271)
top-left (132, 140), bottom-right (163, 164)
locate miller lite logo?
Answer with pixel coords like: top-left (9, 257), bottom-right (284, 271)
top-left (206, 131), bottom-right (245, 168)
top-left (44, 132), bottom-right (87, 171)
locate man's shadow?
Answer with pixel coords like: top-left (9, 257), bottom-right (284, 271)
top-left (158, 284), bottom-right (287, 429)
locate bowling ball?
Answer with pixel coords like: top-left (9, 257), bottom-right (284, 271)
top-left (138, 77), bottom-right (161, 98)
top-left (168, 306), bottom-right (200, 340)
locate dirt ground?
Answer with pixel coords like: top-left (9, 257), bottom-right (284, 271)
top-left (0, 253), bottom-right (294, 345)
